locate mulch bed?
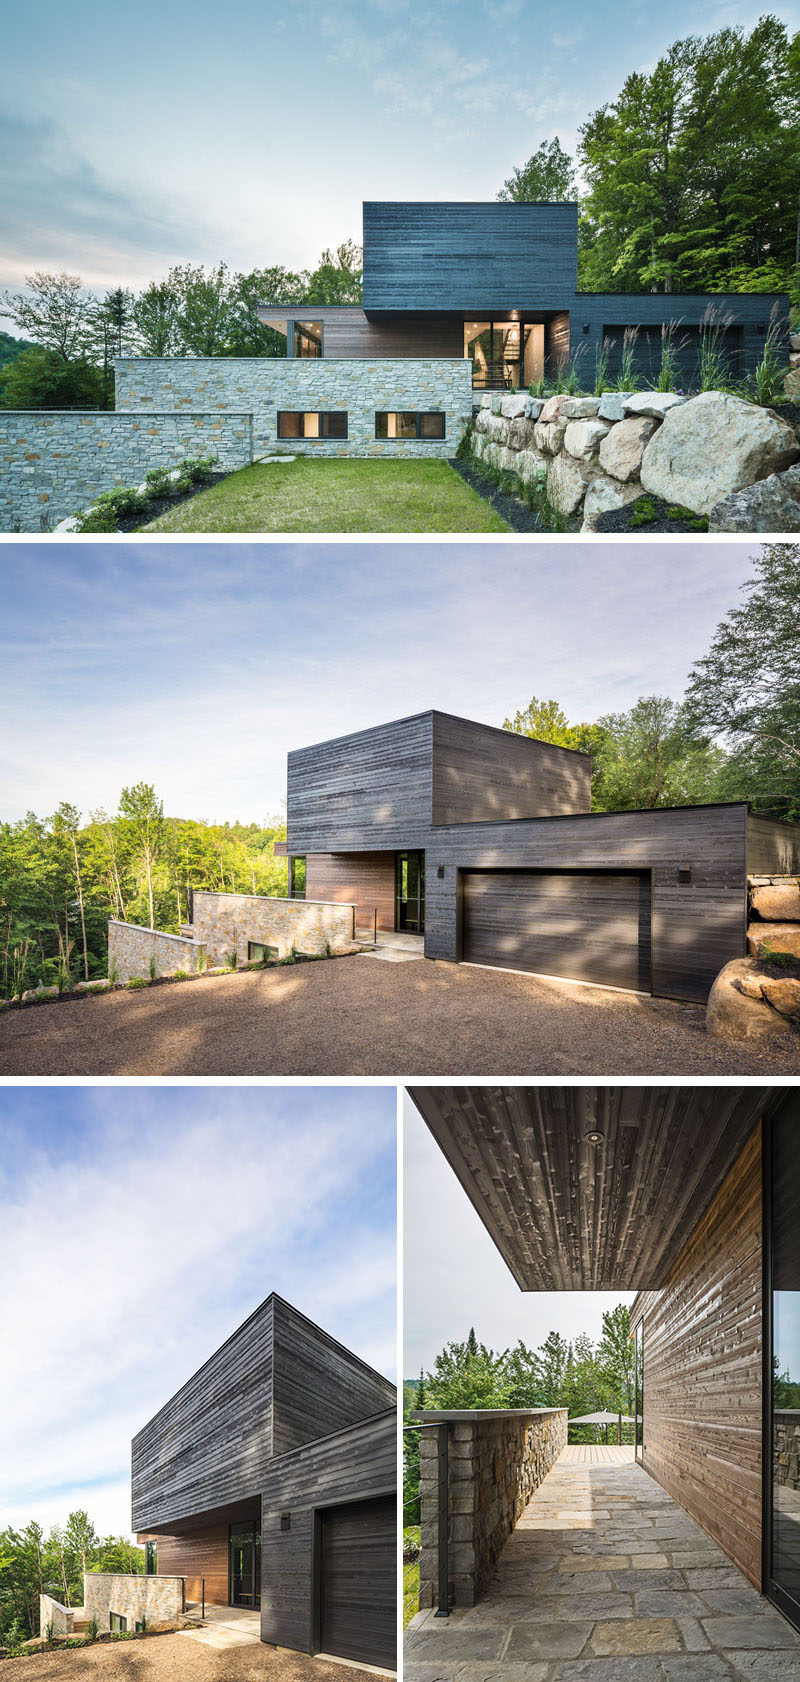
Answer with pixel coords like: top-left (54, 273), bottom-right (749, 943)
top-left (111, 473), bottom-right (227, 531)
top-left (596, 493), bottom-right (709, 534)
top-left (3, 949), bottom-right (359, 1013)
top-left (448, 457), bottom-right (554, 532)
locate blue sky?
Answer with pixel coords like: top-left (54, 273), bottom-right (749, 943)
top-left (1, 540), bottom-right (761, 822)
top-left (403, 1093), bottom-right (634, 1374)
top-left (0, 1086), bottom-right (397, 1537)
top-left (2, 0), bottom-right (796, 315)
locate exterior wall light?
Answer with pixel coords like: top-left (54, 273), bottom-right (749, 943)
top-left (280, 1513), bottom-right (291, 1531)
top-left (678, 866), bottom-right (692, 883)
top-left (583, 322), bottom-right (591, 333)
top-left (437, 865), bottom-right (445, 879)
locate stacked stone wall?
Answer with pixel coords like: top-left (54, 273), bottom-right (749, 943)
top-left (83, 1574), bottom-right (185, 1630)
top-left (417, 1408), bottom-right (567, 1609)
top-left (189, 890), bottom-right (357, 964)
top-left (747, 874), bottom-right (800, 961)
top-left (108, 922), bottom-right (205, 984)
top-left (115, 357), bottom-right (473, 458)
top-left (38, 1595), bottom-right (73, 1638)
top-left (775, 1410), bottom-right (800, 1488)
top-left (0, 411), bottom-right (253, 532)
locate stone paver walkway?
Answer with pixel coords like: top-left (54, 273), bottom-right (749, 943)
top-left (405, 1454), bottom-right (800, 1681)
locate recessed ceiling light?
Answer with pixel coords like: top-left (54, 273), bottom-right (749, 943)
top-left (585, 1130), bottom-right (605, 1144)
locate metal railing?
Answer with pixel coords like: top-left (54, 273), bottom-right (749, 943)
top-left (404, 1421), bottom-right (450, 1617)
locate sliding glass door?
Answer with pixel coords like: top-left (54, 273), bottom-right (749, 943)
top-left (766, 1099), bottom-right (800, 1628)
top-left (230, 1521), bottom-right (261, 1609)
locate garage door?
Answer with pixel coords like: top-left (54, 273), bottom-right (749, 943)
top-left (462, 869), bottom-right (651, 992)
top-left (319, 1495), bottom-right (396, 1670)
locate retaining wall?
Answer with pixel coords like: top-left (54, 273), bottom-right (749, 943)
top-left (188, 890), bottom-right (357, 964)
top-left (38, 1595), bottom-right (74, 1638)
top-left (83, 1573), bottom-right (185, 1631)
top-left (0, 410), bottom-right (253, 532)
top-left (115, 357), bottom-right (473, 457)
top-left (416, 1407), bottom-right (567, 1609)
top-left (108, 921), bottom-right (205, 984)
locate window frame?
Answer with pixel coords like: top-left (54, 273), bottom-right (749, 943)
top-left (374, 411), bottom-right (445, 440)
top-left (290, 856), bottom-right (307, 900)
top-left (248, 940), bottom-right (278, 963)
top-left (144, 1541), bottom-right (157, 1576)
top-left (109, 1614), bottom-right (127, 1633)
top-left (276, 411), bottom-right (347, 441)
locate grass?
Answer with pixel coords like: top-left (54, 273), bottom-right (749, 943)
top-left (143, 456), bottom-right (510, 533)
top-left (403, 1560), bottom-right (420, 1630)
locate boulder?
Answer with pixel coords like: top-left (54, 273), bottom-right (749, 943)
top-left (708, 463), bottom-right (800, 532)
top-left (500, 394), bottom-right (529, 419)
top-left (791, 333), bottom-right (800, 352)
top-left (706, 958), bottom-right (793, 1041)
top-left (581, 475), bottom-right (644, 531)
top-left (641, 391), bottom-right (800, 516)
top-left (54, 516), bottom-right (80, 533)
top-left (539, 394), bottom-right (569, 423)
top-left (479, 394), bottom-right (493, 408)
top-left (747, 922), bottom-right (800, 959)
top-left (515, 449), bottom-right (549, 486)
top-left (750, 883), bottom-right (800, 922)
top-left (534, 419), bottom-right (568, 456)
top-left (784, 369), bottom-right (800, 397)
top-left (790, 351), bottom-right (800, 369)
top-left (547, 453), bottom-right (591, 516)
top-left (21, 985), bottom-right (59, 1004)
top-left (598, 416), bottom-right (659, 482)
top-left (560, 397), bottom-right (601, 419)
top-left (73, 978), bottom-right (110, 993)
top-left (525, 397), bottom-right (544, 420)
top-left (623, 392), bottom-right (686, 420)
top-left (507, 417), bottom-right (539, 453)
top-left (563, 419), bottom-right (611, 461)
top-left (598, 392), bottom-right (635, 423)
top-left (761, 978), bottom-right (800, 1022)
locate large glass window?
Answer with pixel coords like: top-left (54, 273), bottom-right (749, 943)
top-left (768, 1101), bottom-right (800, 1627)
top-left (634, 1321), bottom-right (644, 1463)
top-left (145, 1541), bottom-right (157, 1576)
top-left (294, 320), bottom-right (323, 358)
top-left (277, 412), bottom-right (347, 440)
top-left (109, 1613), bottom-right (127, 1632)
top-left (290, 857), bottom-right (306, 899)
top-left (229, 1521), bottom-right (261, 1609)
top-left (395, 852), bottom-right (425, 933)
top-left (375, 412), bottom-right (445, 440)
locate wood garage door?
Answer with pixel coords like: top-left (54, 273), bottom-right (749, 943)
top-left (462, 869), bottom-right (651, 992)
top-left (319, 1495), bottom-right (396, 1670)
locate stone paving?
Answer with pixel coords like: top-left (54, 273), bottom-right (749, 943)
top-left (404, 1454), bottom-right (800, 1682)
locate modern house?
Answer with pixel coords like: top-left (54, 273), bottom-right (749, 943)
top-left (113, 200), bottom-right (789, 463)
top-left (284, 708), bottom-right (800, 1003)
top-left (409, 1084), bottom-right (800, 1630)
top-left (131, 1293), bottom-right (397, 1671)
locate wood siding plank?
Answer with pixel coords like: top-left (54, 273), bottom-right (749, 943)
top-left (304, 853), bottom-right (396, 932)
top-left (461, 868), bottom-right (651, 992)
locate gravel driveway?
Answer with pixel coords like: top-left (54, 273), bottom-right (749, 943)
top-left (1, 957), bottom-right (797, 1075)
top-left (6, 1635), bottom-right (372, 1680)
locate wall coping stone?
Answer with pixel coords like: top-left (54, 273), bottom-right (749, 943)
top-left (108, 920), bottom-right (197, 945)
top-left (191, 890), bottom-right (357, 911)
top-left (413, 1408), bottom-right (565, 1421)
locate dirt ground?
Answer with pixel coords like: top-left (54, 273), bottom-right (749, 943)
top-left (1, 956), bottom-right (797, 1076)
top-left (2, 1636), bottom-right (374, 1680)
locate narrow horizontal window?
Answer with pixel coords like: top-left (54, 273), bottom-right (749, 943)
top-left (248, 941), bottom-right (278, 962)
top-left (277, 411), bottom-right (347, 439)
top-left (375, 411), bottom-right (445, 440)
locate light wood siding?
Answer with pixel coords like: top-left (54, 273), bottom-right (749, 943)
top-left (287, 712), bottom-right (434, 854)
top-left (271, 1298), bottom-right (396, 1458)
top-left (747, 814), bottom-right (800, 875)
top-left (141, 1526), bottom-right (229, 1606)
top-left (304, 853), bottom-right (396, 932)
top-left (362, 201), bottom-right (579, 310)
top-left (260, 1411), bottom-right (396, 1661)
top-left (411, 1086), bottom-right (772, 1291)
top-left (432, 712), bottom-right (590, 825)
top-left (257, 306), bottom-right (462, 358)
top-left (632, 1125), bottom-right (763, 1587)
top-left (131, 1299), bottom-right (275, 1531)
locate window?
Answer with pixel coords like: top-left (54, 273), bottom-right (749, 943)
top-left (277, 411), bottom-right (347, 440)
top-left (375, 412), bottom-right (445, 440)
top-left (290, 857), bottom-right (306, 900)
top-left (634, 1321), bottom-right (643, 1464)
top-left (135, 1621), bottom-right (145, 1634)
top-left (293, 320), bottom-right (323, 358)
top-left (109, 1614), bottom-right (127, 1632)
top-left (145, 1541), bottom-right (157, 1576)
top-left (248, 941), bottom-right (278, 962)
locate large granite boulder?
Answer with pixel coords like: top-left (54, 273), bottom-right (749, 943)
top-left (623, 392), bottom-right (686, 420)
top-left (599, 416), bottom-right (659, 482)
top-left (515, 449), bottom-right (549, 485)
top-left (500, 394), bottom-right (529, 419)
top-left (785, 369), bottom-right (800, 396)
top-left (539, 394), bottom-right (571, 423)
top-left (747, 922), bottom-right (800, 959)
top-left (598, 393), bottom-right (636, 423)
top-left (641, 391), bottom-right (800, 515)
top-left (581, 475), bottom-right (643, 531)
top-left (547, 453), bottom-right (592, 516)
top-left (560, 397), bottom-right (601, 419)
top-left (751, 882), bottom-right (800, 921)
top-left (564, 419), bottom-right (611, 461)
top-left (708, 463), bottom-right (800, 531)
top-left (706, 958), bottom-right (794, 1041)
top-left (761, 978), bottom-right (800, 1023)
top-left (507, 417), bottom-right (539, 452)
top-left (534, 419), bottom-right (568, 455)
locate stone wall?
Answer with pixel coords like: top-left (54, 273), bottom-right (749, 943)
top-left (115, 357), bottom-right (473, 458)
top-left (471, 389), bottom-right (800, 530)
top-left (416, 1407), bottom-right (568, 1609)
top-left (83, 1573), bottom-right (185, 1631)
top-left (189, 890), bottom-right (357, 964)
top-left (0, 411), bottom-right (253, 533)
top-left (108, 921), bottom-right (206, 984)
top-left (775, 1410), bottom-right (800, 1488)
top-left (747, 874), bottom-right (800, 961)
top-left (39, 1595), bottom-right (73, 1638)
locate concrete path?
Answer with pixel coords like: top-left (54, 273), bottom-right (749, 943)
top-left (183, 1602), bottom-right (262, 1648)
top-left (405, 1454), bottom-right (800, 1681)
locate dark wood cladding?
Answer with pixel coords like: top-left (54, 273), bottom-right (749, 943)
top-left (319, 1496), bottom-right (396, 1669)
top-left (304, 853), bottom-right (396, 932)
top-left (461, 869), bottom-right (651, 992)
top-left (362, 201), bottom-right (579, 310)
top-left (287, 711), bottom-right (433, 855)
top-left (140, 1526), bottom-right (229, 1605)
top-left (432, 712), bottom-right (590, 825)
top-left (426, 803), bottom-right (749, 1001)
top-left (131, 1297), bottom-right (275, 1531)
top-left (271, 1298), bottom-right (396, 1457)
top-left (411, 1086), bottom-right (777, 1291)
top-left (747, 814), bottom-right (800, 874)
top-left (632, 1124), bottom-right (763, 1586)
top-left (260, 1410), bottom-right (396, 1661)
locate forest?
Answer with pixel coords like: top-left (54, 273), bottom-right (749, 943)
top-left (0, 1512), bottom-right (143, 1650)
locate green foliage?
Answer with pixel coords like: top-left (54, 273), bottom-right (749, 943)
top-left (74, 485), bottom-right (150, 532)
top-left (0, 330), bottom-right (34, 369)
top-left (498, 137), bottom-right (577, 203)
top-left (654, 323), bottom-right (686, 392)
top-left (72, 457), bottom-right (219, 532)
top-left (504, 692), bottom-right (722, 810)
top-left (747, 308), bottom-right (791, 405)
top-left (126, 977), bottom-right (149, 989)
top-left (0, 346), bottom-right (105, 410)
top-left (0, 1514), bottom-right (144, 1645)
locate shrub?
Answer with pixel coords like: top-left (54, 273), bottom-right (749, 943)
top-left (75, 486), bottom-right (150, 533)
top-left (87, 1618), bottom-right (99, 1642)
top-left (45, 1620), bottom-right (57, 1648)
top-left (148, 953), bottom-right (158, 981)
top-left (181, 455), bottom-right (217, 484)
top-left (126, 976), bottom-right (149, 989)
top-left (197, 947), bottom-right (207, 973)
top-left (454, 418), bottom-right (475, 462)
top-left (747, 308), bottom-right (790, 407)
top-left (144, 466), bottom-right (174, 499)
top-left (108, 960), bottom-right (119, 986)
top-left (226, 945), bottom-right (238, 970)
top-left (171, 968), bottom-right (189, 981)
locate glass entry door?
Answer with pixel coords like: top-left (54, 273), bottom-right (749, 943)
top-left (230, 1521), bottom-right (261, 1609)
top-left (634, 1321), bottom-right (644, 1463)
top-left (767, 1101), bottom-right (800, 1628)
top-left (395, 853), bottom-right (424, 933)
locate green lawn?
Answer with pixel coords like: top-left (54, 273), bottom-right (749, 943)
top-left (144, 456), bottom-right (509, 533)
top-left (403, 1560), bottom-right (420, 1630)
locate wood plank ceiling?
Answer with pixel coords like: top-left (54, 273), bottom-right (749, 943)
top-left (409, 1086), bottom-right (779, 1291)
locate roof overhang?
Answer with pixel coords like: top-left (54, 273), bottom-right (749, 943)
top-left (409, 1086), bottom-right (776, 1291)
